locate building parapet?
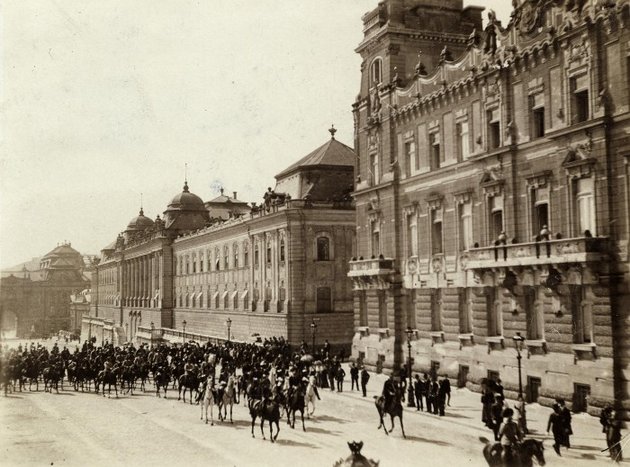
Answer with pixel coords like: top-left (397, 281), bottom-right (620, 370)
top-left (348, 257), bottom-right (397, 290)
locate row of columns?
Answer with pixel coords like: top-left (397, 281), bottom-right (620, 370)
top-left (122, 252), bottom-right (162, 307)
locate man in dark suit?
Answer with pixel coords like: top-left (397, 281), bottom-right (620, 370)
top-left (414, 374), bottom-right (425, 411)
top-left (360, 367), bottom-right (370, 397)
top-left (350, 363), bottom-right (359, 391)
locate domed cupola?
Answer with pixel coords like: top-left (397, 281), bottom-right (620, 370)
top-left (163, 181), bottom-right (210, 233)
top-left (126, 208), bottom-right (155, 232)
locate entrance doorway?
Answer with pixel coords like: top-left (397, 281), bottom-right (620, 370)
top-left (573, 384), bottom-right (590, 413)
top-left (458, 365), bottom-right (469, 388)
top-left (527, 376), bottom-right (541, 403)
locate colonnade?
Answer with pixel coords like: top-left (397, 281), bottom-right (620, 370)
top-left (122, 252), bottom-right (162, 307)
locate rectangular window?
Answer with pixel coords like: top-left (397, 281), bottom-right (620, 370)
top-left (431, 209), bottom-right (443, 254)
top-left (430, 132), bottom-right (441, 169)
top-left (575, 177), bottom-right (595, 235)
top-left (378, 292), bottom-right (387, 328)
top-left (200, 256), bottom-right (204, 272)
top-left (457, 121), bottom-right (470, 160)
top-left (371, 220), bottom-right (380, 257)
top-left (459, 201), bottom-right (473, 251)
top-left (266, 243), bottom-right (272, 264)
top-left (278, 287), bottom-right (286, 312)
top-left (192, 260), bottom-right (196, 274)
top-left (525, 288), bottom-right (543, 340)
top-left (316, 287), bottom-right (332, 313)
top-left (431, 289), bottom-right (442, 332)
top-left (404, 140), bottom-right (415, 177)
top-left (407, 214), bottom-right (418, 257)
top-left (487, 108), bottom-right (501, 149)
top-left (458, 288), bottom-right (472, 334)
top-left (244, 246), bottom-right (249, 267)
top-left (570, 74), bottom-right (589, 124)
top-left (254, 246), bottom-right (259, 268)
top-left (487, 288), bottom-right (502, 337)
top-left (359, 291), bottom-right (368, 327)
top-left (370, 152), bottom-right (379, 185)
top-left (317, 237), bottom-right (330, 261)
top-left (488, 195), bottom-right (504, 242)
top-left (279, 241), bottom-right (285, 262)
top-left (530, 93), bottom-right (545, 138)
top-left (531, 186), bottom-right (550, 236)
top-left (572, 287), bottom-right (593, 344)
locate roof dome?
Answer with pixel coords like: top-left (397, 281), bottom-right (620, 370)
top-left (168, 182), bottom-right (205, 208)
top-left (163, 182), bottom-right (210, 232)
top-left (126, 208), bottom-right (154, 231)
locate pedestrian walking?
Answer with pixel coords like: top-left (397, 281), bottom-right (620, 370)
top-left (336, 365), bottom-right (346, 392)
top-left (498, 408), bottom-right (523, 466)
top-left (605, 409), bottom-right (623, 462)
top-left (328, 364), bottom-right (336, 391)
top-left (360, 366), bottom-right (370, 397)
top-left (350, 363), bottom-right (359, 391)
top-left (547, 404), bottom-right (564, 456)
top-left (413, 374), bottom-right (424, 411)
top-left (442, 376), bottom-right (451, 407)
top-left (429, 378), bottom-right (439, 415)
top-left (490, 395), bottom-right (505, 441)
top-left (558, 399), bottom-right (573, 448)
top-left (437, 377), bottom-right (448, 416)
top-left (422, 373), bottom-right (431, 412)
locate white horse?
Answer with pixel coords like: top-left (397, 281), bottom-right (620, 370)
top-left (200, 377), bottom-right (218, 425)
top-left (305, 376), bottom-right (318, 417)
top-left (221, 376), bottom-right (237, 423)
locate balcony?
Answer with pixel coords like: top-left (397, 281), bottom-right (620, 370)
top-left (466, 236), bottom-right (608, 271)
top-left (349, 257), bottom-right (396, 290)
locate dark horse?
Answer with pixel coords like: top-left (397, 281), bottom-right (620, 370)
top-left (98, 369), bottom-right (118, 398)
top-left (154, 368), bottom-right (171, 398)
top-left (374, 389), bottom-right (405, 438)
top-left (482, 438), bottom-right (546, 467)
top-left (178, 372), bottom-right (199, 404)
top-left (42, 364), bottom-right (64, 393)
top-left (286, 386), bottom-right (306, 431)
top-left (249, 397), bottom-right (281, 442)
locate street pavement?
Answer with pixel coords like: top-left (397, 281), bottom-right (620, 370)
top-left (0, 344), bottom-right (621, 466)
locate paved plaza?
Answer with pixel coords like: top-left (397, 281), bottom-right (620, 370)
top-left (0, 344), bottom-right (619, 467)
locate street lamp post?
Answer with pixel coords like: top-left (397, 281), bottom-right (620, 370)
top-left (512, 332), bottom-right (525, 400)
top-left (310, 319), bottom-right (317, 352)
top-left (182, 319), bottom-right (187, 343)
top-left (405, 327), bottom-right (415, 408)
top-left (226, 317), bottom-right (232, 342)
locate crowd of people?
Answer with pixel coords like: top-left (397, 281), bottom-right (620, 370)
top-left (0, 336), bottom-right (625, 462)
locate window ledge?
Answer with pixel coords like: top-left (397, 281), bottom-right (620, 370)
top-left (458, 333), bottom-right (474, 348)
top-left (525, 340), bottom-right (548, 357)
top-left (430, 331), bottom-right (445, 345)
top-left (487, 336), bottom-right (505, 353)
top-left (572, 343), bottom-right (597, 361)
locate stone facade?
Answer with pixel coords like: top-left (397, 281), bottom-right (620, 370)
top-left (86, 132), bottom-right (356, 351)
top-left (350, 0), bottom-right (630, 416)
top-left (0, 244), bottom-right (90, 338)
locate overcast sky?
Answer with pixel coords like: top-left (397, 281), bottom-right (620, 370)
top-left (0, 1), bottom-right (512, 268)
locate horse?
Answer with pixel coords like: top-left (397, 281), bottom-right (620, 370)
top-left (305, 377), bottom-right (318, 417)
top-left (98, 368), bottom-right (118, 398)
top-left (286, 385), bottom-right (306, 431)
top-left (178, 372), bottom-right (199, 404)
top-left (249, 396), bottom-right (281, 442)
top-left (136, 364), bottom-right (150, 392)
top-left (42, 364), bottom-right (63, 393)
top-left (121, 365), bottom-right (136, 395)
top-left (154, 368), bottom-right (171, 398)
top-left (481, 438), bottom-right (546, 467)
top-left (374, 390), bottom-right (406, 438)
top-left (220, 376), bottom-right (237, 423)
top-left (23, 361), bottom-right (40, 391)
top-left (200, 377), bottom-right (220, 425)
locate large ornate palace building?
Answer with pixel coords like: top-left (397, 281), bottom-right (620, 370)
top-left (349, 0), bottom-right (630, 415)
top-left (85, 131), bottom-right (356, 350)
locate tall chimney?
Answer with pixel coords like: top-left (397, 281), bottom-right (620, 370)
top-left (233, 191), bottom-right (237, 200)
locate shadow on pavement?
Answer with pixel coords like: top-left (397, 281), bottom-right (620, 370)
top-left (274, 438), bottom-right (319, 449)
top-left (403, 435), bottom-right (451, 446)
top-left (311, 414), bottom-right (351, 424)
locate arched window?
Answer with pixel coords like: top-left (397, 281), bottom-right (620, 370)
top-left (233, 243), bottom-right (239, 268)
top-left (192, 254), bottom-right (197, 274)
top-left (244, 243), bottom-right (250, 267)
top-left (215, 248), bottom-right (220, 271)
top-left (370, 57), bottom-right (383, 87)
top-left (224, 245), bottom-right (230, 269)
top-left (279, 238), bottom-right (286, 262)
top-left (191, 292), bottom-right (196, 308)
top-left (316, 236), bottom-right (330, 261)
top-left (266, 239), bottom-right (272, 264)
top-left (185, 292), bottom-right (189, 308)
top-left (199, 251), bottom-right (204, 272)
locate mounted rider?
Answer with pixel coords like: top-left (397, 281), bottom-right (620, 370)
top-left (183, 357), bottom-right (197, 378)
top-left (499, 407), bottom-right (524, 465)
top-left (381, 374), bottom-right (397, 410)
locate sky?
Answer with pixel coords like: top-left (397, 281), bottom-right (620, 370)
top-left (0, 1), bottom-right (512, 268)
